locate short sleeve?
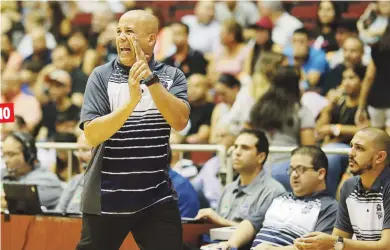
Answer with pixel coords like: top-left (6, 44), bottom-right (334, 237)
top-left (307, 51), bottom-right (329, 74)
top-left (79, 69), bottom-right (111, 130)
top-left (169, 69), bottom-right (190, 110)
top-left (383, 182), bottom-right (390, 229)
top-left (314, 200), bottom-right (338, 234)
top-left (335, 180), bottom-right (354, 233)
top-left (299, 106), bottom-right (315, 129)
top-left (247, 188), bottom-right (285, 232)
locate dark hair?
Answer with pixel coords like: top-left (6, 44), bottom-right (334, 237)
top-left (239, 129), bottom-right (269, 164)
top-left (14, 115), bottom-right (27, 128)
top-left (171, 21), bottom-right (190, 35)
top-left (1, 50), bottom-right (10, 63)
top-left (337, 19), bottom-right (358, 33)
top-left (316, 0), bottom-right (341, 31)
top-left (223, 18), bottom-right (244, 43)
top-left (6, 132), bottom-right (38, 165)
top-left (291, 146), bottom-right (328, 179)
top-left (48, 1), bottom-right (67, 42)
top-left (349, 65), bottom-right (367, 81)
top-left (294, 27), bottom-right (310, 38)
top-left (218, 73), bottom-right (241, 88)
top-left (378, 20), bottom-right (390, 52)
top-left (250, 66), bottom-right (301, 131)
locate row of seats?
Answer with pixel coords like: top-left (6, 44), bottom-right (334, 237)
top-left (71, 1), bottom-right (370, 28)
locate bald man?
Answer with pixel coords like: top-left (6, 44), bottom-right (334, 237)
top-left (77, 10), bottom-right (190, 250)
top-left (294, 127), bottom-right (390, 250)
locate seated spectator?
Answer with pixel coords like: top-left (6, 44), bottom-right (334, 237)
top-left (295, 128), bottom-right (390, 250)
top-left (0, 73), bottom-right (42, 132)
top-left (67, 29), bottom-right (98, 76)
top-left (1, 34), bottom-right (23, 77)
top-left (16, 11), bottom-right (57, 59)
top-left (215, 0), bottom-right (259, 29)
top-left (87, 6), bottom-right (115, 49)
top-left (357, 1), bottom-right (390, 45)
top-left (284, 28), bottom-right (329, 91)
top-left (163, 22), bottom-right (208, 78)
top-left (209, 74), bottom-right (241, 144)
top-left (195, 129), bottom-right (285, 233)
top-left (257, 0), bottom-right (303, 48)
top-left (249, 51), bottom-right (285, 101)
top-left (215, 146), bottom-right (337, 250)
top-left (55, 133), bottom-right (90, 214)
top-left (39, 69), bottom-right (81, 140)
top-left (184, 74), bottom-right (215, 144)
top-left (244, 16), bottom-right (282, 76)
top-left (322, 37), bottom-right (365, 95)
top-left (329, 19), bottom-right (372, 69)
top-left (51, 132), bottom-right (79, 182)
top-left (311, 0), bottom-right (341, 53)
top-left (182, 1), bottom-right (221, 55)
top-left (1, 132), bottom-right (63, 209)
top-left (208, 18), bottom-right (252, 84)
top-left (317, 66), bottom-right (368, 197)
top-left (23, 27), bottom-right (52, 69)
top-left (249, 66), bottom-right (316, 191)
top-left (167, 149), bottom-right (200, 218)
top-left (317, 66), bottom-right (368, 146)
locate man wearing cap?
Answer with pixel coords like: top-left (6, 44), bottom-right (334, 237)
top-left (40, 69), bottom-right (80, 140)
top-left (76, 10), bottom-right (190, 250)
top-left (244, 16), bottom-right (281, 76)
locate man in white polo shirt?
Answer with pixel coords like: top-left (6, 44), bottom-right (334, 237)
top-left (294, 127), bottom-right (390, 250)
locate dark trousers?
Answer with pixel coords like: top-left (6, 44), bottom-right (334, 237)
top-left (76, 200), bottom-right (183, 250)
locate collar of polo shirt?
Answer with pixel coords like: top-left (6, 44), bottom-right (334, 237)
top-left (358, 166), bottom-right (390, 193)
top-left (292, 189), bottom-right (329, 200)
top-left (232, 170), bottom-right (267, 195)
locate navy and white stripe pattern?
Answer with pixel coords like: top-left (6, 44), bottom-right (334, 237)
top-left (346, 188), bottom-right (384, 241)
top-left (101, 65), bottom-right (174, 215)
top-left (251, 194), bottom-right (321, 248)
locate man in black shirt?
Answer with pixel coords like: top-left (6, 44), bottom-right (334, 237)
top-left (163, 22), bottom-right (208, 78)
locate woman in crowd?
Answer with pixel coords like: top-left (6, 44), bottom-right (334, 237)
top-left (312, 0), bottom-right (341, 53)
top-left (208, 18), bottom-right (252, 84)
top-left (249, 66), bottom-right (316, 190)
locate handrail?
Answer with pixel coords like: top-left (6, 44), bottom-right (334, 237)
top-left (34, 142), bottom-right (231, 183)
top-left (30, 143), bottom-right (350, 183)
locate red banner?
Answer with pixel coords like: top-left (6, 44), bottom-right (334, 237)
top-left (0, 103), bottom-right (15, 123)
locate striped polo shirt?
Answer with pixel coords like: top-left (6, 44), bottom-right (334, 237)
top-left (251, 190), bottom-right (337, 248)
top-left (335, 167), bottom-right (390, 241)
top-left (79, 56), bottom-right (189, 215)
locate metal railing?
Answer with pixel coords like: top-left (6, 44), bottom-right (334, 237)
top-left (34, 142), bottom-right (350, 184)
top-left (35, 142), bottom-right (229, 182)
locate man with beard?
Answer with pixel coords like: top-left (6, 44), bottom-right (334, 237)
top-left (294, 127), bottom-right (390, 250)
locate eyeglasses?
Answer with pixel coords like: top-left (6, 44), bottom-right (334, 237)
top-left (287, 165), bottom-right (316, 176)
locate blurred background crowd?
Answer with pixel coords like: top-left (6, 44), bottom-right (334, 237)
top-left (1, 0), bottom-right (390, 213)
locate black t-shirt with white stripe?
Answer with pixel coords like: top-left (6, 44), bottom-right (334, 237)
top-left (79, 56), bottom-right (189, 215)
top-left (335, 167), bottom-right (390, 241)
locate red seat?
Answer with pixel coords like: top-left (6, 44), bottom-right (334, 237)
top-left (72, 13), bottom-right (92, 26)
top-left (191, 151), bottom-right (214, 166)
top-left (348, 3), bottom-right (369, 17)
top-left (174, 9), bottom-right (195, 21)
top-left (291, 4), bottom-right (318, 20)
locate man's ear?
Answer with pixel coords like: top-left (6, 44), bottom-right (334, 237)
top-left (318, 168), bottom-right (326, 181)
top-left (149, 33), bottom-right (157, 46)
top-left (256, 152), bottom-right (266, 165)
top-left (375, 151), bottom-right (387, 165)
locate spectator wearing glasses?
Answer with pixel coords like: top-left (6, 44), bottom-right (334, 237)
top-left (214, 146), bottom-right (337, 250)
top-left (195, 129), bottom-right (285, 248)
top-left (294, 128), bottom-right (390, 250)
